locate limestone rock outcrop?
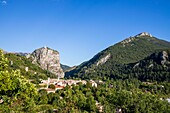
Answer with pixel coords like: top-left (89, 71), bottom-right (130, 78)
top-left (160, 51), bottom-right (170, 66)
top-left (135, 32), bottom-right (152, 37)
top-left (28, 46), bottom-right (64, 78)
top-left (96, 53), bottom-right (111, 66)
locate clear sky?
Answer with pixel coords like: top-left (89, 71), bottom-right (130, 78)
top-left (0, 0), bottom-right (170, 66)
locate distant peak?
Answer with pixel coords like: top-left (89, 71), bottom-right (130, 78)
top-left (120, 32), bottom-right (153, 46)
top-left (135, 32), bottom-right (152, 37)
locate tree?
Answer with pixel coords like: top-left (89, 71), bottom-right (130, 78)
top-left (48, 84), bottom-right (55, 89)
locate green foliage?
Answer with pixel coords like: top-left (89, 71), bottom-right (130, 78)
top-left (0, 50), bottom-right (38, 112)
top-left (48, 84), bottom-right (56, 89)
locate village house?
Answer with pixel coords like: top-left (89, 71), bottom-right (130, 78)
top-left (55, 85), bottom-right (64, 90)
top-left (90, 80), bottom-right (97, 87)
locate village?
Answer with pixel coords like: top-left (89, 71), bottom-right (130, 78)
top-left (39, 78), bottom-right (98, 93)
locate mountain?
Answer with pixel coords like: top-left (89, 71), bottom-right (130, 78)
top-left (15, 52), bottom-right (30, 56)
top-left (27, 46), bottom-right (64, 78)
top-left (60, 64), bottom-right (71, 72)
top-left (65, 32), bottom-right (170, 81)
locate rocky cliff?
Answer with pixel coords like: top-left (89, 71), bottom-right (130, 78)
top-left (28, 46), bottom-right (64, 78)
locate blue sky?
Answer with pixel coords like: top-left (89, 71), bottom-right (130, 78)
top-left (0, 0), bottom-right (170, 66)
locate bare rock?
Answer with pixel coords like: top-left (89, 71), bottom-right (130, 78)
top-left (96, 53), bottom-right (111, 66)
top-left (135, 32), bottom-right (152, 37)
top-left (160, 51), bottom-right (169, 65)
top-left (28, 46), bottom-right (64, 78)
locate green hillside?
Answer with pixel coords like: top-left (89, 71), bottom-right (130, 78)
top-left (60, 64), bottom-right (71, 72)
top-left (125, 49), bottom-right (170, 82)
top-left (66, 33), bottom-right (170, 81)
top-left (5, 53), bottom-right (56, 81)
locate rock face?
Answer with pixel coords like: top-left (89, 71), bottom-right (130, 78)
top-left (96, 53), bottom-right (111, 66)
top-left (135, 32), bottom-right (152, 37)
top-left (121, 37), bottom-right (136, 46)
top-left (160, 51), bottom-right (170, 66)
top-left (29, 46), bottom-right (64, 78)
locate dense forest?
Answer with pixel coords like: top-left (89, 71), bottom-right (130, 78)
top-left (66, 49), bottom-right (170, 82)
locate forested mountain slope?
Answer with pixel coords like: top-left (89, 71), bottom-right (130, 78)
top-left (66, 32), bottom-right (170, 81)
